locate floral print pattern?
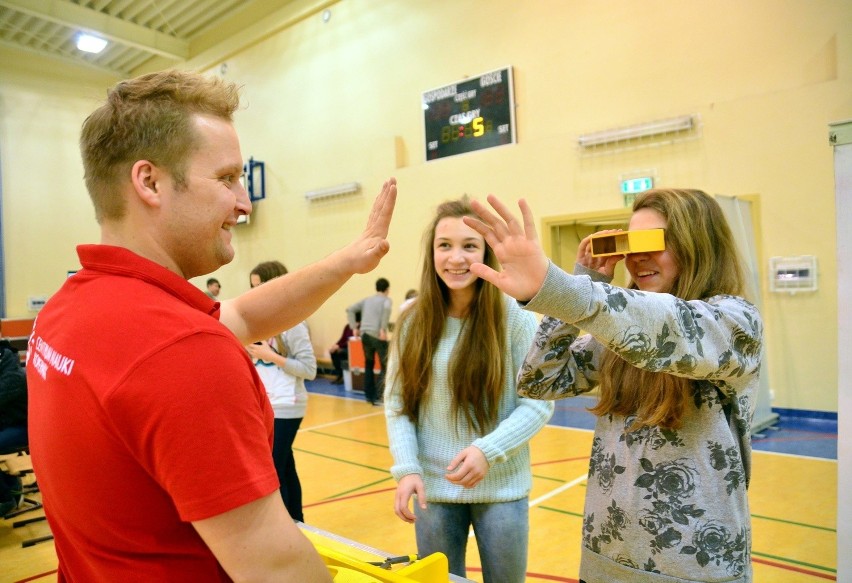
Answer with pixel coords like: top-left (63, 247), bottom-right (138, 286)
top-left (518, 265), bottom-right (763, 582)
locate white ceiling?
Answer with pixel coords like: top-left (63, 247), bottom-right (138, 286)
top-left (0, 0), bottom-right (299, 76)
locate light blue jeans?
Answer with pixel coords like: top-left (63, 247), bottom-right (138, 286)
top-left (414, 498), bottom-right (528, 583)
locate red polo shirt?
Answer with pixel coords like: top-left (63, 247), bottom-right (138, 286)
top-left (27, 245), bottom-right (279, 582)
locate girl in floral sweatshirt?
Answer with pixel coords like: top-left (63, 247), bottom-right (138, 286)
top-left (465, 189), bottom-right (762, 583)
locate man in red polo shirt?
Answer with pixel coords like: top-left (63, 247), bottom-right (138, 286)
top-left (26, 69), bottom-right (397, 582)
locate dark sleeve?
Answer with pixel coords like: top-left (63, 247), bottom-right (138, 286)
top-left (336, 325), bottom-right (352, 349)
top-left (0, 348), bottom-right (26, 408)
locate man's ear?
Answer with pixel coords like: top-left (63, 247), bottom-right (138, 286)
top-left (130, 160), bottom-right (164, 208)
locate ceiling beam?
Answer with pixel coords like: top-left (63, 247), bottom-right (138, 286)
top-left (0, 38), bottom-right (128, 76)
top-left (0, 0), bottom-right (188, 60)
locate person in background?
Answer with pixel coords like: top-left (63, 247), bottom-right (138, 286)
top-left (346, 277), bottom-right (392, 405)
top-left (398, 288), bottom-right (418, 313)
top-left (465, 190), bottom-right (762, 583)
top-left (246, 261), bottom-right (316, 523)
top-left (0, 342), bottom-right (27, 452)
top-left (27, 68), bottom-right (396, 582)
top-left (385, 197), bottom-right (554, 583)
top-left (328, 319), bottom-right (356, 385)
top-left (0, 342), bottom-right (27, 518)
top-left (206, 277), bottom-right (221, 299)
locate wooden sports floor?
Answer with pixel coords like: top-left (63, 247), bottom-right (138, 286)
top-left (1, 379), bottom-right (838, 583)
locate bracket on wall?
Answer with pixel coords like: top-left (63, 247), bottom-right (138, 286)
top-left (243, 157), bottom-right (266, 202)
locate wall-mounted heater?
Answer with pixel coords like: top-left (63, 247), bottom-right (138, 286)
top-left (578, 115), bottom-right (695, 148)
top-left (305, 182), bottom-right (360, 202)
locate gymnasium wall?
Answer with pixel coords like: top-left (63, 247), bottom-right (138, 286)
top-left (1, 0), bottom-right (850, 412)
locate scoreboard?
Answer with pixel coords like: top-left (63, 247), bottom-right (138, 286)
top-left (423, 67), bottom-right (516, 161)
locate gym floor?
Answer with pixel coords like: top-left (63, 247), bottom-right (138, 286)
top-left (0, 377), bottom-right (837, 583)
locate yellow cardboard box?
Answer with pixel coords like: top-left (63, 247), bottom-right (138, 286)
top-left (590, 228), bottom-right (665, 257)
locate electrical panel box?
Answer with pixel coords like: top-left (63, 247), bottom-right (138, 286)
top-left (590, 228), bottom-right (665, 257)
top-left (769, 256), bottom-right (817, 293)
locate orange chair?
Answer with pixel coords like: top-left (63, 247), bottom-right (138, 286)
top-left (347, 338), bottom-right (381, 372)
top-left (343, 338), bottom-right (382, 394)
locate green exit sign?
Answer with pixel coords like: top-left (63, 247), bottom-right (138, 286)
top-left (621, 176), bottom-right (654, 194)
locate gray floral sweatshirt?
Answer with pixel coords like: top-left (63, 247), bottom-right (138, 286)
top-left (519, 262), bottom-right (763, 583)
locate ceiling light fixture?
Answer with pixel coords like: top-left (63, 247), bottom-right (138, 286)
top-left (578, 115), bottom-right (695, 148)
top-left (77, 34), bottom-right (108, 54)
top-left (304, 182), bottom-right (360, 202)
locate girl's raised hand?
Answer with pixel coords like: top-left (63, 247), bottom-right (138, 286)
top-left (463, 195), bottom-right (549, 303)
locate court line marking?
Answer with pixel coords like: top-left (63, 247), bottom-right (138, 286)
top-left (299, 410), bottom-right (384, 432)
top-left (752, 449), bottom-right (837, 462)
top-left (321, 478), bottom-right (395, 501)
top-left (13, 570), bottom-right (58, 583)
top-left (544, 424), bottom-right (594, 433)
top-left (529, 473), bottom-right (588, 508)
top-left (466, 566), bottom-right (578, 582)
top-left (752, 513), bottom-right (836, 532)
top-left (468, 473), bottom-right (589, 538)
top-left (302, 390), bottom-right (837, 569)
top-left (308, 483), bottom-right (396, 505)
top-left (532, 455), bottom-right (589, 467)
top-left (309, 430), bottom-right (389, 449)
top-left (753, 551), bottom-right (836, 574)
top-left (753, 555), bottom-right (836, 579)
top-left (758, 430), bottom-right (838, 438)
top-left (293, 446), bottom-right (387, 473)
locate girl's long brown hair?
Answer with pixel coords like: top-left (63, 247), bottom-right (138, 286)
top-left (590, 189), bottom-right (745, 429)
top-left (392, 197), bottom-right (506, 434)
top-left (250, 260), bottom-right (289, 355)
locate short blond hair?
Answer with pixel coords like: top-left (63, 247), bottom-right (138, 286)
top-left (80, 69), bottom-right (241, 222)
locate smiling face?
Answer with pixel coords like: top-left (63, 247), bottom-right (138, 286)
top-left (625, 208), bottom-right (680, 293)
top-left (433, 216), bottom-right (485, 309)
top-left (159, 114), bottom-right (251, 278)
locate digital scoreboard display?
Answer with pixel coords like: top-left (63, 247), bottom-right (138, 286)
top-left (423, 67), bottom-right (516, 161)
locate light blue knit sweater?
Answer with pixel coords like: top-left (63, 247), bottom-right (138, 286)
top-left (385, 297), bottom-right (554, 503)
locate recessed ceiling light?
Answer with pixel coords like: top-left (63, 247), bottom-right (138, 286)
top-left (77, 34), bottom-right (107, 54)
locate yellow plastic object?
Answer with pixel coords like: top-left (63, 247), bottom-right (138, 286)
top-left (302, 528), bottom-right (450, 583)
top-left (589, 228), bottom-right (665, 257)
top-left (327, 566), bottom-right (385, 582)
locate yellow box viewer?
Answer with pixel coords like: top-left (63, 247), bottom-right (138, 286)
top-left (589, 228), bottom-right (666, 257)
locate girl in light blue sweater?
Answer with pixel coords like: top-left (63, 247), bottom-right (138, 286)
top-left (385, 197), bottom-right (553, 583)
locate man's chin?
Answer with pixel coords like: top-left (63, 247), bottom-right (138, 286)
top-left (220, 247), bottom-right (235, 265)
top-left (184, 249), bottom-right (234, 280)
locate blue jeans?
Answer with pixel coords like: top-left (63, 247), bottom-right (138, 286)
top-left (414, 498), bottom-right (528, 583)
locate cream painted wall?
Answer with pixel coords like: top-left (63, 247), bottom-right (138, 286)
top-left (0, 54), bottom-right (120, 317)
top-left (1, 0), bottom-right (849, 413)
